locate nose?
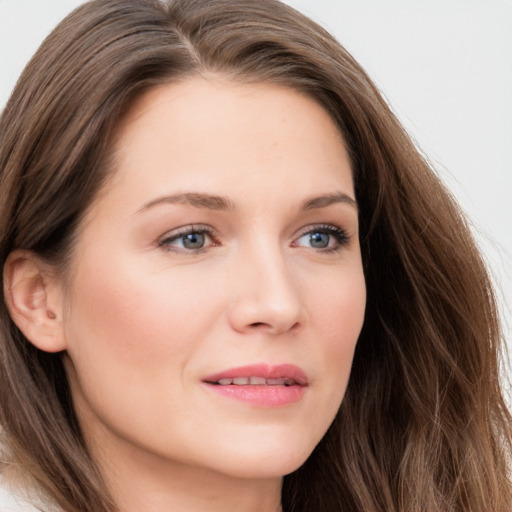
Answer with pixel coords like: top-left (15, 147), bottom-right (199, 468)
top-left (227, 246), bottom-right (305, 336)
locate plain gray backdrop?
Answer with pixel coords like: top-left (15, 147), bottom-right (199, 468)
top-left (1, 1), bottom-right (511, 380)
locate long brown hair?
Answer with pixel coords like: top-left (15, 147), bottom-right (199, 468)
top-left (1, 1), bottom-right (510, 511)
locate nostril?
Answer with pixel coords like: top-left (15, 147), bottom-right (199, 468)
top-left (248, 321), bottom-right (301, 333)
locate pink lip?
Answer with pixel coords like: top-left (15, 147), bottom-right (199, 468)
top-left (202, 364), bottom-right (308, 408)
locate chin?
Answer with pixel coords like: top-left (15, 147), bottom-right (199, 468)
top-left (203, 435), bottom-right (319, 480)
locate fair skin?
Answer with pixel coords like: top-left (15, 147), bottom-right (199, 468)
top-left (6, 78), bottom-right (366, 512)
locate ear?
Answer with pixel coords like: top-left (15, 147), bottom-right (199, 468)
top-left (3, 250), bottom-right (67, 353)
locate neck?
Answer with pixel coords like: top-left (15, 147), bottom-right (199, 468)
top-left (89, 430), bottom-right (283, 512)
top-left (113, 463), bottom-right (282, 512)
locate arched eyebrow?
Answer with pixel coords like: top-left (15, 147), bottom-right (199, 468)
top-left (301, 192), bottom-right (357, 211)
top-left (137, 193), bottom-right (235, 212)
top-left (137, 191), bottom-right (356, 213)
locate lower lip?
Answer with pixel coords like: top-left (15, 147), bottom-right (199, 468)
top-left (203, 383), bottom-right (306, 407)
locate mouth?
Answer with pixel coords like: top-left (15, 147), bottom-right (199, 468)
top-left (210, 376), bottom-right (299, 386)
top-left (202, 364), bottom-right (308, 407)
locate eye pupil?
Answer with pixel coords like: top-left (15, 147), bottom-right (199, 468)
top-left (183, 232), bottom-right (205, 249)
top-left (309, 232), bottom-right (329, 248)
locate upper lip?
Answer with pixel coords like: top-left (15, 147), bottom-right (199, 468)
top-left (203, 363), bottom-right (308, 386)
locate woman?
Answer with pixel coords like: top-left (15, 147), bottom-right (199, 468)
top-left (0, 0), bottom-right (510, 511)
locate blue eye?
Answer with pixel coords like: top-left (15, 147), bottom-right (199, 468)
top-left (159, 226), bottom-right (215, 252)
top-left (295, 225), bottom-right (348, 252)
top-left (180, 232), bottom-right (206, 249)
top-left (307, 232), bottom-right (330, 249)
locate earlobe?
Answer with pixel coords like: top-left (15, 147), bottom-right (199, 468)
top-left (3, 250), bottom-right (67, 353)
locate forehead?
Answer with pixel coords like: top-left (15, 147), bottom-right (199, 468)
top-left (93, 77), bottom-right (354, 215)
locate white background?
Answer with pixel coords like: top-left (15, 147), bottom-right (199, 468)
top-left (1, 1), bottom-right (511, 377)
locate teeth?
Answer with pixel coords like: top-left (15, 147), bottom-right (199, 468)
top-left (267, 378), bottom-right (285, 385)
top-left (215, 377), bottom-right (296, 386)
top-left (249, 376), bottom-right (267, 385)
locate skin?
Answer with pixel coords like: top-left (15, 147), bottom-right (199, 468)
top-left (15, 78), bottom-right (367, 511)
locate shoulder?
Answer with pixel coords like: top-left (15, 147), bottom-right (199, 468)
top-left (0, 476), bottom-right (39, 512)
top-left (0, 468), bottom-right (58, 512)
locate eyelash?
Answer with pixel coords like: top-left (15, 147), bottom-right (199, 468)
top-left (293, 224), bottom-right (350, 253)
top-left (157, 223), bottom-right (349, 254)
top-left (158, 224), bottom-right (219, 254)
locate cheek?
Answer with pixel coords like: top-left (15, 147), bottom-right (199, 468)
top-left (62, 261), bottom-right (214, 422)
top-left (61, 253), bottom-right (227, 443)
top-left (310, 266), bottom-right (366, 349)
top-left (306, 268), bottom-right (366, 407)
top-left (65, 254), bottom-right (218, 362)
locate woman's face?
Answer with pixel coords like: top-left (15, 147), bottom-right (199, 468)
top-left (61, 78), bottom-right (366, 480)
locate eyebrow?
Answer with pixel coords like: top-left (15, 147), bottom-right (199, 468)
top-left (137, 191), bottom-right (357, 213)
top-left (138, 192), bottom-right (235, 212)
top-left (301, 192), bottom-right (357, 211)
